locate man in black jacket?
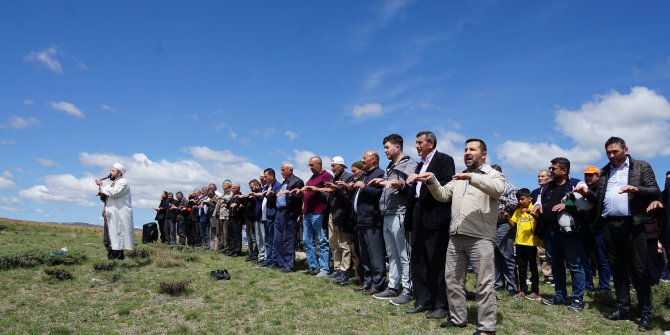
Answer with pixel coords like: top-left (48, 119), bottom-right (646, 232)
top-left (274, 162), bottom-right (305, 272)
top-left (405, 131), bottom-right (455, 320)
top-left (352, 150), bottom-right (385, 294)
top-left (580, 137), bottom-right (659, 331)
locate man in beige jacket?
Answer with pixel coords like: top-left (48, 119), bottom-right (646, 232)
top-left (413, 138), bottom-right (504, 335)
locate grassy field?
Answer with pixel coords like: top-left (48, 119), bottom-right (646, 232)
top-left (1, 217), bottom-right (669, 335)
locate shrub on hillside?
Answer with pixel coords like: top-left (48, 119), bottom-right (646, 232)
top-left (0, 250), bottom-right (86, 270)
top-left (93, 261), bottom-right (118, 272)
top-left (159, 280), bottom-right (191, 296)
top-left (44, 268), bottom-right (73, 280)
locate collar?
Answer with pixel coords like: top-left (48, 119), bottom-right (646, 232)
top-left (610, 157), bottom-right (630, 170)
top-left (421, 149), bottom-right (437, 165)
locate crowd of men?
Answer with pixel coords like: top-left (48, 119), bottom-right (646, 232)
top-left (151, 132), bottom-right (670, 334)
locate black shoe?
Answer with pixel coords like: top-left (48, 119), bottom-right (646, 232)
top-left (310, 268), bottom-right (320, 275)
top-left (338, 277), bottom-right (357, 286)
top-left (280, 268), bottom-right (292, 273)
top-left (440, 320), bottom-right (467, 328)
top-left (223, 251), bottom-right (233, 256)
top-left (426, 308), bottom-right (448, 319)
top-left (406, 305), bottom-right (432, 314)
top-left (638, 316), bottom-right (653, 331)
top-left (465, 290), bottom-right (476, 301)
top-left (604, 310), bottom-right (630, 321)
top-left (354, 285), bottom-right (371, 292)
top-left (304, 268), bottom-right (318, 275)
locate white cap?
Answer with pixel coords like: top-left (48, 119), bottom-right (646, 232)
top-left (112, 162), bottom-right (127, 175)
top-left (331, 156), bottom-right (347, 167)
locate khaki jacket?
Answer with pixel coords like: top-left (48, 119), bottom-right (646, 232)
top-left (426, 163), bottom-right (505, 241)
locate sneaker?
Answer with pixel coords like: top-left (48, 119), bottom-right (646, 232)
top-left (373, 288), bottom-right (399, 300)
top-left (568, 299), bottom-right (584, 312)
top-left (329, 270), bottom-right (342, 279)
top-left (390, 292), bottom-right (413, 306)
top-left (525, 293), bottom-right (541, 301)
top-left (542, 297), bottom-right (567, 306)
top-left (315, 271), bottom-right (329, 278)
top-left (513, 292), bottom-right (526, 299)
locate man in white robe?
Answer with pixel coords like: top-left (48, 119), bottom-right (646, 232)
top-left (96, 162), bottom-right (135, 259)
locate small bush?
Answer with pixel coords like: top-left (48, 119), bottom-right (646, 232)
top-left (159, 280), bottom-right (191, 296)
top-left (44, 268), bottom-right (73, 280)
top-left (49, 327), bottom-right (73, 335)
top-left (93, 261), bottom-right (118, 272)
top-left (183, 255), bottom-right (200, 263)
top-left (46, 251), bottom-right (86, 266)
top-left (0, 250), bottom-right (86, 270)
top-left (107, 273), bottom-right (122, 283)
top-left (127, 248), bottom-right (152, 259)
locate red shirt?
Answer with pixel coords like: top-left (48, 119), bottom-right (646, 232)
top-left (302, 169), bottom-right (333, 214)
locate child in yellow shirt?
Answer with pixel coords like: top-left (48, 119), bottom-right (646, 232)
top-left (507, 188), bottom-right (542, 300)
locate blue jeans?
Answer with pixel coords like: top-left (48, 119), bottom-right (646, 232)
top-left (303, 213), bottom-right (330, 273)
top-left (544, 227), bottom-right (586, 302)
top-left (263, 219), bottom-right (276, 265)
top-left (582, 230), bottom-right (612, 291)
top-left (200, 216), bottom-right (210, 245)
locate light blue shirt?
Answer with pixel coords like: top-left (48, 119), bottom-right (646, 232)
top-left (276, 184), bottom-right (288, 208)
top-left (602, 157), bottom-right (631, 217)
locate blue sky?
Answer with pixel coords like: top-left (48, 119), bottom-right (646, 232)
top-left (1, 1), bottom-right (670, 226)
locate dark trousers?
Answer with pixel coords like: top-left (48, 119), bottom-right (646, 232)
top-left (186, 218), bottom-right (201, 246)
top-left (274, 209), bottom-right (297, 270)
top-left (157, 218), bottom-right (167, 243)
top-left (176, 218), bottom-right (187, 245)
top-left (357, 225), bottom-right (386, 290)
top-left (227, 218), bottom-right (243, 254)
top-left (516, 245), bottom-right (539, 294)
top-left (410, 218), bottom-right (449, 309)
top-left (602, 217), bottom-right (652, 317)
top-left (495, 223), bottom-right (517, 293)
top-left (165, 218), bottom-right (177, 245)
top-left (246, 219), bottom-right (257, 257)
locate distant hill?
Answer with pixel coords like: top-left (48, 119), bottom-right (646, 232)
top-left (48, 221), bottom-right (101, 228)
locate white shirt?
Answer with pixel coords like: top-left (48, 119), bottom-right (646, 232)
top-left (415, 149), bottom-right (437, 198)
top-left (602, 157), bottom-right (631, 217)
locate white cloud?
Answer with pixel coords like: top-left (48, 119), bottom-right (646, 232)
top-left (184, 146), bottom-right (248, 162)
top-left (1, 116), bottom-right (41, 129)
top-left (24, 46), bottom-right (64, 74)
top-left (23, 99), bottom-right (34, 105)
top-left (554, 87), bottom-right (670, 159)
top-left (284, 131), bottom-right (299, 141)
top-left (352, 103), bottom-right (383, 118)
top-left (0, 171), bottom-right (16, 189)
top-left (50, 101), bottom-right (85, 118)
top-left (101, 104), bottom-right (119, 113)
top-left (35, 157), bottom-right (58, 167)
top-left (435, 129), bottom-right (467, 172)
top-left (497, 86), bottom-right (670, 172)
top-left (18, 174), bottom-right (98, 207)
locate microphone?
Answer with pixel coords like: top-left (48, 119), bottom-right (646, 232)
top-left (100, 174), bottom-right (112, 181)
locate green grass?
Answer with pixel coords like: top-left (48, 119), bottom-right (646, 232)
top-left (1, 217), bottom-right (670, 334)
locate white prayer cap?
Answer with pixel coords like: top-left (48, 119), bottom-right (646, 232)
top-left (331, 156), bottom-right (347, 167)
top-left (112, 162), bottom-right (127, 175)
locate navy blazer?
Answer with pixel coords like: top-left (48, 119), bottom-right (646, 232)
top-left (264, 180), bottom-right (282, 222)
top-left (354, 166), bottom-right (385, 227)
top-left (405, 151), bottom-right (455, 231)
top-left (282, 174), bottom-right (305, 220)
